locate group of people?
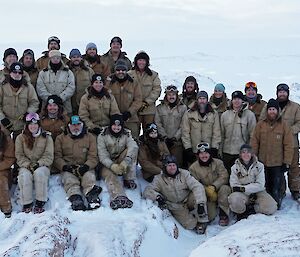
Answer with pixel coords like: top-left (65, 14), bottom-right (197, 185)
top-left (0, 35), bottom-right (299, 235)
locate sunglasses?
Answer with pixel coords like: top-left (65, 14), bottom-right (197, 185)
top-left (277, 83), bottom-right (289, 91)
top-left (245, 81), bottom-right (257, 88)
top-left (25, 112), bottom-right (40, 122)
top-left (197, 142), bottom-right (210, 152)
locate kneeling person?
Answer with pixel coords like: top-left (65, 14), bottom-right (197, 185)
top-left (143, 155), bottom-right (209, 234)
top-left (54, 115), bottom-right (101, 211)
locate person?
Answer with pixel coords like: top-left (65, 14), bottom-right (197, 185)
top-left (143, 155), bottom-right (209, 234)
top-left (0, 125), bottom-right (15, 218)
top-left (36, 36), bottom-right (68, 71)
top-left (181, 76), bottom-right (199, 108)
top-left (78, 74), bottom-right (120, 135)
top-left (182, 90), bottom-right (221, 165)
top-left (100, 36), bottom-right (132, 75)
top-left (82, 42), bottom-right (110, 78)
top-left (229, 144), bottom-right (277, 220)
top-left (128, 51), bottom-right (161, 132)
top-left (220, 90), bottom-right (256, 173)
top-left (107, 59), bottom-right (142, 139)
top-left (97, 114), bottom-right (138, 210)
top-left (209, 83), bottom-right (230, 119)
top-left (15, 113), bottom-right (54, 213)
top-left (54, 115), bottom-right (101, 211)
top-left (36, 50), bottom-right (75, 116)
top-left (244, 81), bottom-right (266, 121)
top-left (19, 49), bottom-right (39, 88)
top-left (189, 143), bottom-right (230, 226)
top-left (67, 48), bottom-right (94, 114)
top-left (0, 62), bottom-right (39, 139)
top-left (260, 84), bottom-right (300, 201)
top-left (40, 95), bottom-right (69, 142)
top-left (251, 99), bottom-right (293, 208)
top-left (138, 123), bottom-right (170, 182)
top-left (155, 85), bottom-right (187, 167)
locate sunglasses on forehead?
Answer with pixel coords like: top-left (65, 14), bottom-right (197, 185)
top-left (245, 81), bottom-right (257, 88)
top-left (277, 83), bottom-right (289, 91)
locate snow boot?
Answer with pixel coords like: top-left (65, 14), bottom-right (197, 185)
top-left (34, 200), bottom-right (46, 214)
top-left (194, 222), bottom-right (207, 234)
top-left (291, 191), bottom-right (300, 201)
top-left (86, 185), bottom-right (102, 210)
top-left (4, 212), bottom-right (11, 218)
top-left (110, 196), bottom-right (133, 210)
top-left (218, 209), bottom-right (229, 226)
top-left (123, 180), bottom-right (137, 190)
top-left (22, 203), bottom-right (33, 213)
top-left (236, 204), bottom-right (256, 221)
top-left (69, 194), bottom-right (86, 211)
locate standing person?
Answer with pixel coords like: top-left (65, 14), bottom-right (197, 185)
top-left (0, 125), bottom-right (15, 218)
top-left (220, 90), bottom-right (256, 173)
top-left (100, 36), bottom-right (132, 76)
top-left (251, 99), bottom-right (293, 208)
top-left (260, 84), bottom-right (300, 201)
top-left (155, 85), bottom-right (187, 167)
top-left (128, 51), bottom-right (161, 132)
top-left (79, 74), bottom-right (120, 135)
top-left (229, 144), bottom-right (277, 220)
top-left (15, 113), bottom-right (54, 214)
top-left (36, 50), bottom-right (75, 116)
top-left (181, 76), bottom-right (199, 108)
top-left (19, 49), bottom-right (39, 88)
top-left (244, 81), bottom-right (266, 121)
top-left (181, 90), bottom-right (221, 164)
top-left (54, 115), bottom-right (101, 211)
top-left (143, 155), bottom-right (209, 234)
top-left (107, 60), bottom-right (142, 139)
top-left (138, 123), bottom-right (170, 182)
top-left (209, 83), bottom-right (230, 119)
top-left (68, 48), bottom-right (94, 114)
top-left (189, 143), bottom-right (230, 226)
top-left (82, 43), bottom-right (110, 78)
top-left (0, 62), bottom-right (39, 139)
top-left (97, 114), bottom-right (138, 210)
top-left (36, 36), bottom-right (68, 71)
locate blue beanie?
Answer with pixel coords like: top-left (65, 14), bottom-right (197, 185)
top-left (86, 42), bottom-right (97, 52)
top-left (214, 83), bottom-right (225, 92)
top-left (69, 48), bottom-right (82, 58)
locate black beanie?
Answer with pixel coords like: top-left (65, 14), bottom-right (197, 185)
top-left (276, 83), bottom-right (289, 96)
top-left (232, 90), bottom-right (244, 100)
top-left (3, 48), bottom-right (18, 62)
top-left (110, 36), bottom-right (122, 47)
top-left (47, 95), bottom-right (63, 106)
top-left (267, 98), bottom-right (280, 111)
top-left (10, 62), bottom-right (23, 74)
top-left (91, 74), bottom-right (105, 84)
top-left (110, 114), bottom-right (124, 127)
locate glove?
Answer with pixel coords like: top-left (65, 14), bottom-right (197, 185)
top-left (119, 160), bottom-right (129, 174)
top-left (29, 163), bottom-right (39, 172)
top-left (197, 203), bottom-right (206, 217)
top-left (1, 118), bottom-right (13, 131)
top-left (210, 148), bottom-right (218, 158)
top-left (89, 127), bottom-right (102, 136)
top-left (205, 185), bottom-right (218, 202)
top-left (78, 164), bottom-right (89, 176)
top-left (232, 186), bottom-right (245, 193)
top-left (138, 101), bottom-right (149, 112)
top-left (281, 163), bottom-right (290, 173)
top-left (248, 193), bottom-right (257, 205)
top-left (156, 195), bottom-right (167, 210)
top-left (165, 137), bottom-right (176, 149)
top-left (184, 148), bottom-right (195, 164)
top-left (122, 111), bottom-right (131, 121)
top-left (62, 165), bottom-right (74, 173)
top-left (110, 163), bottom-right (124, 176)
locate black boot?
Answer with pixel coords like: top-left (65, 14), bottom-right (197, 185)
top-left (86, 185), bottom-right (102, 210)
top-left (69, 194), bottom-right (86, 211)
top-left (110, 196), bottom-right (133, 210)
top-left (291, 191), bottom-right (300, 201)
top-left (236, 204), bottom-right (256, 221)
top-left (34, 200), bottom-right (46, 214)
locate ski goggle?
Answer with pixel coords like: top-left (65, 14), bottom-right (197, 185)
top-left (25, 113), bottom-right (40, 123)
top-left (277, 83), bottom-right (289, 91)
top-left (23, 49), bottom-right (34, 57)
top-left (197, 142), bottom-right (210, 153)
top-left (146, 123), bottom-right (157, 131)
top-left (245, 81), bottom-right (257, 89)
top-left (165, 85), bottom-right (178, 93)
top-left (48, 36), bottom-right (60, 44)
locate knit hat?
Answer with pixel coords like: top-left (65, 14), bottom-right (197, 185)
top-left (267, 98), bottom-right (279, 112)
top-left (69, 48), bottom-right (82, 58)
top-left (276, 83), bottom-right (289, 96)
top-left (22, 49), bottom-right (34, 59)
top-left (3, 48), bottom-right (18, 62)
top-left (49, 50), bottom-right (61, 58)
top-left (10, 62), bottom-right (23, 74)
top-left (197, 90), bottom-right (208, 99)
top-left (110, 114), bottom-right (124, 127)
top-left (114, 59), bottom-right (128, 71)
top-left (85, 42), bottom-right (97, 52)
top-left (240, 144), bottom-right (252, 153)
top-left (245, 81), bottom-right (257, 92)
top-left (214, 83), bottom-right (225, 92)
top-left (70, 115), bottom-right (82, 125)
top-left (232, 90), bottom-right (244, 100)
top-left (47, 95), bottom-right (63, 106)
top-left (48, 36), bottom-right (60, 48)
top-left (110, 36), bottom-right (122, 47)
top-left (91, 74), bottom-right (105, 84)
